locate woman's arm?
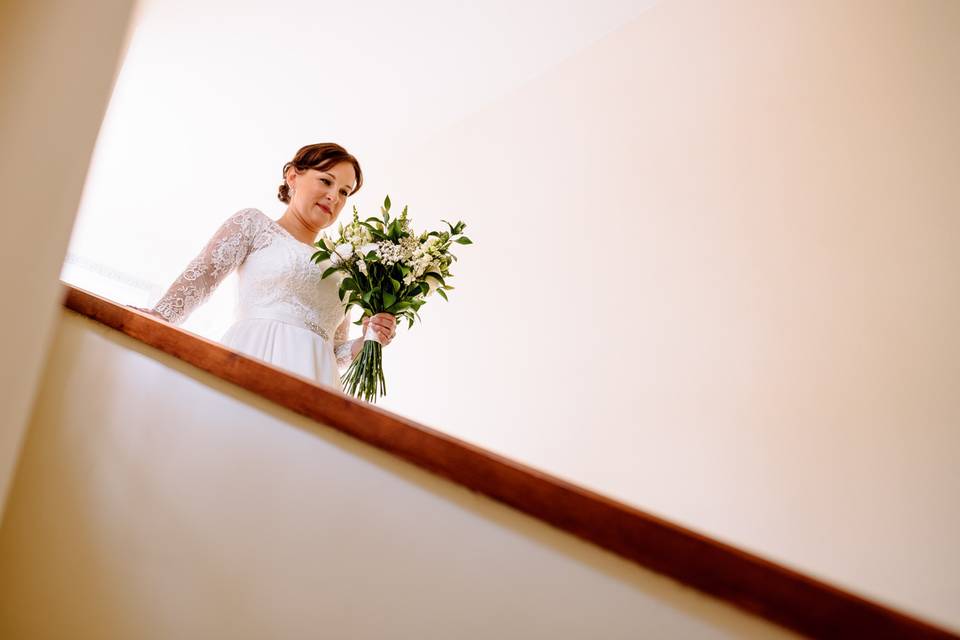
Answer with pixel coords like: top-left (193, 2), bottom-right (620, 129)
top-left (333, 314), bottom-right (362, 371)
top-left (152, 209), bottom-right (269, 324)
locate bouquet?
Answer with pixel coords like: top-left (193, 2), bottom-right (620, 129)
top-left (311, 195), bottom-right (471, 402)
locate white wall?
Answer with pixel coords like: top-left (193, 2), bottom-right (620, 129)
top-left (63, 0), bottom-right (659, 340)
top-left (50, 0), bottom-right (960, 632)
top-left (0, 0), bottom-right (135, 521)
top-left (0, 310), bottom-right (797, 639)
top-left (377, 0), bottom-right (960, 631)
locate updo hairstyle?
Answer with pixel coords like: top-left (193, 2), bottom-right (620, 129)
top-left (278, 143), bottom-right (364, 203)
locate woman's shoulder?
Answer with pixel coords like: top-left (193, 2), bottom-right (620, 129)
top-left (205, 208), bottom-right (280, 252)
top-left (227, 207), bottom-right (271, 224)
top-left (222, 207), bottom-right (278, 235)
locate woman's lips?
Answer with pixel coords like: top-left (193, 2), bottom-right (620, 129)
top-left (318, 203), bottom-right (332, 214)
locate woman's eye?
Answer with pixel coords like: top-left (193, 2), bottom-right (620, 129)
top-left (321, 178), bottom-right (331, 185)
top-left (340, 190), bottom-right (349, 196)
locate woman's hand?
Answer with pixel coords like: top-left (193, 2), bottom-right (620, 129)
top-left (127, 305), bottom-right (165, 320)
top-left (362, 313), bottom-right (397, 346)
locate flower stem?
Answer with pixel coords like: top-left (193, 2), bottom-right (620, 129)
top-left (341, 340), bottom-right (386, 403)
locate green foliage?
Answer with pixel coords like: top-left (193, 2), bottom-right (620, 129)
top-left (308, 194), bottom-right (473, 401)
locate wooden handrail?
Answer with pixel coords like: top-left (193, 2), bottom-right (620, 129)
top-left (62, 283), bottom-right (958, 640)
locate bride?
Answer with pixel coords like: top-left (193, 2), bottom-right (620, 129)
top-left (140, 143), bottom-right (397, 391)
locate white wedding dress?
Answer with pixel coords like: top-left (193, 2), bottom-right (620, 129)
top-left (151, 208), bottom-right (359, 389)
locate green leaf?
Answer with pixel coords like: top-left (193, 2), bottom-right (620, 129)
top-left (384, 194), bottom-right (391, 211)
top-left (322, 266), bottom-right (339, 279)
top-left (437, 289), bottom-right (448, 301)
top-left (383, 291), bottom-right (396, 308)
top-left (341, 278), bottom-right (358, 292)
top-left (455, 236), bottom-right (473, 245)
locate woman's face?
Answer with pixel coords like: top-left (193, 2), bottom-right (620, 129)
top-left (287, 161), bottom-right (357, 230)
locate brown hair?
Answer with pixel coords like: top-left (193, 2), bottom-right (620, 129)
top-left (278, 142), bottom-right (363, 203)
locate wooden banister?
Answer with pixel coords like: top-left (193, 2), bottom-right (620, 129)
top-left (62, 283), bottom-right (958, 640)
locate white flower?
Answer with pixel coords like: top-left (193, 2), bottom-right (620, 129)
top-left (399, 236), bottom-right (419, 261)
top-left (330, 243), bottom-right (354, 265)
top-left (375, 241), bottom-right (404, 266)
top-left (343, 222), bottom-right (372, 248)
top-left (414, 257), bottom-right (431, 278)
top-left (321, 234), bottom-right (336, 251)
top-left (357, 259), bottom-right (368, 275)
top-left (425, 273), bottom-right (442, 296)
top-left (359, 242), bottom-right (379, 256)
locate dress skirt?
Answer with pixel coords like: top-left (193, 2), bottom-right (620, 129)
top-left (221, 317), bottom-right (341, 390)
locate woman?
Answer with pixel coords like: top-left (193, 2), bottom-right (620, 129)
top-left (142, 143), bottom-right (397, 390)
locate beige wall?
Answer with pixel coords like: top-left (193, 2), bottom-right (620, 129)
top-left (376, 0), bottom-right (960, 631)
top-left (0, 310), bottom-right (798, 639)
top-left (0, 0), bottom-right (135, 520)
top-left (4, 0), bottom-right (956, 634)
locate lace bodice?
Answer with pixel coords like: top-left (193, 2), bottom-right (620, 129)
top-left (152, 208), bottom-right (359, 369)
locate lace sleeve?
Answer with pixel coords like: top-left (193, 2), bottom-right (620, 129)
top-left (152, 208), bottom-right (271, 324)
top-left (334, 313), bottom-right (360, 371)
